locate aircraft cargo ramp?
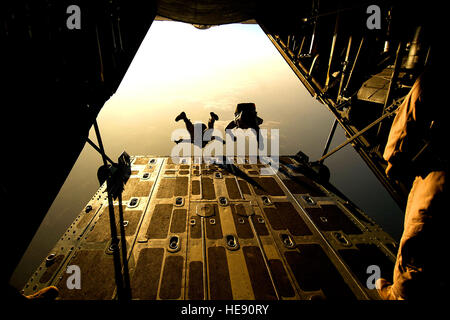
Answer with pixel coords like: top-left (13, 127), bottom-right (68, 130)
top-left (22, 155), bottom-right (397, 300)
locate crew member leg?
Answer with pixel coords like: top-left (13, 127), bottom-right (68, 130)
top-left (377, 171), bottom-right (448, 300)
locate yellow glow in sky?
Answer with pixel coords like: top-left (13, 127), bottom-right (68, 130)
top-left (99, 21), bottom-right (331, 157)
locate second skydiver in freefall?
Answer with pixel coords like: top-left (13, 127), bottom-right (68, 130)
top-left (225, 103), bottom-right (264, 147)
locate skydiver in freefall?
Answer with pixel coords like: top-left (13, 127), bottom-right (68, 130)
top-left (174, 111), bottom-right (220, 148)
top-left (225, 102), bottom-right (264, 147)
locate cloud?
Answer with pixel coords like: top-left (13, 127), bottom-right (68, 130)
top-left (212, 120), bottom-right (230, 131)
top-left (261, 120), bottom-right (281, 129)
top-left (202, 99), bottom-right (235, 111)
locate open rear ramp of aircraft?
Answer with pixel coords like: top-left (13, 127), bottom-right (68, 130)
top-left (22, 155), bottom-right (397, 300)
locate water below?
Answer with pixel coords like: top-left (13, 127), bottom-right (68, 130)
top-left (10, 21), bottom-right (403, 289)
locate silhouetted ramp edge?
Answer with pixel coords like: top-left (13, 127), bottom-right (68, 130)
top-left (23, 156), bottom-right (397, 300)
top-left (39, 255), bottom-right (64, 284)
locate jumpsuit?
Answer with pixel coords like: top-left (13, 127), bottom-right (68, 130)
top-left (382, 69), bottom-right (449, 300)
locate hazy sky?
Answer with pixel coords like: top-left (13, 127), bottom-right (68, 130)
top-left (97, 21), bottom-right (336, 158)
top-left (10, 21), bottom-right (402, 289)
